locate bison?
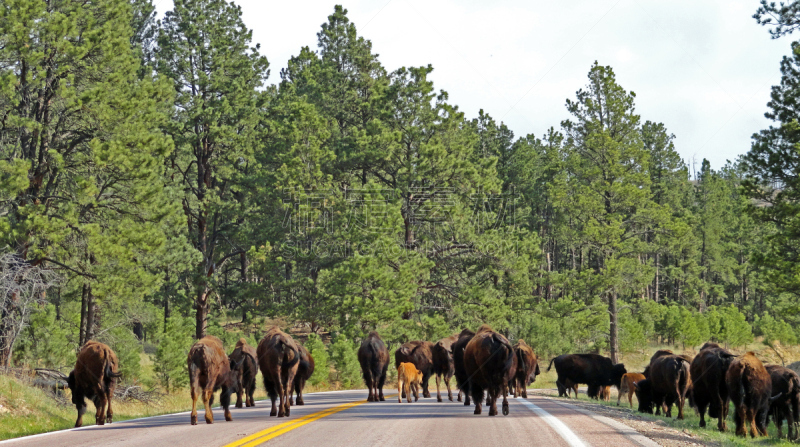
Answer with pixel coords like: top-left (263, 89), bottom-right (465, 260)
top-left (290, 344), bottom-right (314, 406)
top-left (766, 364), bottom-right (800, 440)
top-left (689, 343), bottom-right (735, 430)
top-left (453, 328), bottom-right (476, 406)
top-left (397, 362), bottom-right (423, 403)
top-left (257, 326), bottom-right (301, 417)
top-left (228, 338), bottom-right (258, 408)
top-left (588, 384), bottom-right (611, 401)
top-left (432, 334), bottom-right (458, 402)
top-left (617, 372), bottom-right (646, 407)
top-left (188, 336), bottom-right (241, 425)
top-left (635, 354), bottom-right (691, 419)
top-left (358, 331), bottom-right (390, 402)
top-left (395, 340), bottom-right (435, 399)
top-left (726, 352), bottom-right (774, 437)
top-left (464, 325), bottom-right (517, 416)
top-left (548, 353), bottom-right (626, 398)
top-left (67, 341), bottom-right (122, 427)
top-left (510, 339), bottom-right (540, 398)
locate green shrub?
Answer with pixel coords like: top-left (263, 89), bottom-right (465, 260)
top-left (304, 333), bottom-right (329, 386)
top-left (153, 315), bottom-right (193, 391)
top-left (14, 304), bottom-right (74, 368)
top-left (107, 326), bottom-right (143, 381)
top-left (328, 336), bottom-right (361, 388)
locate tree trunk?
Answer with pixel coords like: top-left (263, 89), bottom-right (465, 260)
top-left (79, 283), bottom-right (89, 346)
top-left (84, 286), bottom-right (96, 343)
top-left (195, 288), bottom-right (209, 339)
top-left (609, 290), bottom-right (619, 364)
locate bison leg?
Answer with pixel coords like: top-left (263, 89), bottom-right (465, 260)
top-left (697, 403), bottom-right (707, 428)
top-left (105, 391), bottom-right (114, 424)
top-left (247, 379), bottom-right (256, 407)
top-left (296, 377), bottom-right (306, 405)
top-left (235, 383), bottom-right (244, 409)
top-left (472, 386), bottom-right (483, 415)
top-left (444, 374), bottom-right (453, 402)
top-left (378, 366), bottom-right (387, 401)
top-left (756, 408), bottom-right (769, 437)
top-left (413, 381), bottom-right (420, 402)
top-left (422, 371), bottom-right (431, 398)
top-left (502, 383), bottom-right (510, 416)
top-left (748, 408), bottom-right (759, 438)
top-left (365, 369), bottom-right (375, 402)
top-left (734, 405), bottom-right (746, 437)
top-left (74, 400), bottom-right (86, 428)
top-left (398, 378), bottom-right (404, 403)
top-left (93, 393), bottom-right (107, 426)
top-left (436, 373), bottom-right (442, 402)
top-left (221, 385), bottom-right (234, 422)
top-left (204, 389), bottom-right (215, 424)
top-left (190, 384), bottom-right (199, 425)
top-left (280, 370), bottom-right (295, 417)
top-left (488, 387), bottom-right (498, 416)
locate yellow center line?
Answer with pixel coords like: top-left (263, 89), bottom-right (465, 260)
top-left (223, 395), bottom-right (397, 447)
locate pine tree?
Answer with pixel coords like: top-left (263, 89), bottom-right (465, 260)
top-left (156, 0), bottom-right (269, 338)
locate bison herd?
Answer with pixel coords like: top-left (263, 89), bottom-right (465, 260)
top-left (63, 329), bottom-right (800, 440)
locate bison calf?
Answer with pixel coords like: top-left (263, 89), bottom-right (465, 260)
top-left (726, 352), bottom-right (773, 438)
top-left (617, 372), bottom-right (646, 407)
top-left (67, 341), bottom-right (122, 427)
top-left (257, 326), bottom-right (301, 417)
top-left (397, 362), bottom-right (423, 403)
top-left (188, 336), bottom-right (241, 425)
top-left (290, 344), bottom-right (315, 406)
top-left (358, 331), bottom-right (390, 402)
top-left (228, 338), bottom-right (258, 408)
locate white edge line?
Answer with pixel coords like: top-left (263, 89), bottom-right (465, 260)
top-left (518, 398), bottom-right (588, 447)
top-left (545, 398), bottom-right (661, 447)
top-left (0, 388), bottom-right (368, 445)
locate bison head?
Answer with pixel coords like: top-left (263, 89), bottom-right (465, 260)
top-left (634, 379), bottom-right (654, 414)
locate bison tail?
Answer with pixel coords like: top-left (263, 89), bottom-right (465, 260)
top-left (547, 357), bottom-right (556, 372)
top-left (280, 337), bottom-right (301, 368)
top-left (516, 347), bottom-right (526, 378)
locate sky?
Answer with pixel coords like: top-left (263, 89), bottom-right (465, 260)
top-left (154, 0), bottom-right (792, 171)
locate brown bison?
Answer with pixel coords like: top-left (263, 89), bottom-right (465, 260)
top-left (290, 344), bottom-right (314, 406)
top-left (67, 341), bottom-right (122, 427)
top-left (617, 372), bottom-right (646, 407)
top-left (464, 325), bottom-right (517, 416)
top-left (548, 353), bottom-right (626, 398)
top-left (766, 365), bottom-right (800, 440)
top-left (510, 339), bottom-right (540, 398)
top-left (690, 343), bottom-right (735, 430)
top-left (228, 338), bottom-right (258, 408)
top-left (432, 334), bottom-right (458, 402)
top-left (257, 327), bottom-right (300, 417)
top-left (726, 352), bottom-right (774, 437)
top-left (397, 362), bottom-right (423, 403)
top-left (635, 354), bottom-right (691, 419)
top-left (188, 336), bottom-right (241, 425)
top-left (358, 331), bottom-right (389, 402)
top-left (395, 340), bottom-right (435, 398)
top-left (453, 328), bottom-right (476, 406)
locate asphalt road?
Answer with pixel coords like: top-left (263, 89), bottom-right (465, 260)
top-left (0, 390), bottom-right (658, 447)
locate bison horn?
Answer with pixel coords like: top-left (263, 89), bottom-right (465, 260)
top-left (770, 392), bottom-right (784, 404)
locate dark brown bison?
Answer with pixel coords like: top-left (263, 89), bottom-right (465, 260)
top-left (618, 372), bottom-right (646, 407)
top-left (766, 365), bottom-right (800, 440)
top-left (548, 353), bottom-right (626, 398)
top-left (188, 336), bottom-right (241, 425)
top-left (257, 326), bottom-right (301, 417)
top-left (432, 334), bottom-right (458, 402)
top-left (358, 331), bottom-right (389, 402)
top-left (395, 340), bottom-right (435, 398)
top-left (690, 343), bottom-right (735, 430)
top-left (510, 339), bottom-right (539, 398)
top-left (726, 352), bottom-right (774, 437)
top-left (228, 338), bottom-right (258, 408)
top-left (290, 344), bottom-right (314, 406)
top-left (453, 328), bottom-right (476, 406)
top-left (464, 325), bottom-right (517, 416)
top-left (643, 350), bottom-right (674, 378)
top-left (67, 341), bottom-right (122, 427)
top-left (635, 354), bottom-right (691, 419)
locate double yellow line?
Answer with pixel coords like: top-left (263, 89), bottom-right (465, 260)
top-left (224, 396), bottom-right (393, 447)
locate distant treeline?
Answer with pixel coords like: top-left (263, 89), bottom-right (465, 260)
top-left (2, 0), bottom-right (800, 382)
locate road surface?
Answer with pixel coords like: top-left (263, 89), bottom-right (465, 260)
top-left (0, 390), bottom-right (658, 446)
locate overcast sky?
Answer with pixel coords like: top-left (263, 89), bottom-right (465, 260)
top-left (154, 0), bottom-right (791, 172)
